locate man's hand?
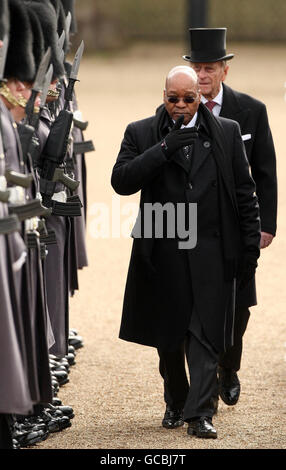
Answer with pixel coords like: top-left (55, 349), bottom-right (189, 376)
top-left (161, 115), bottom-right (199, 159)
top-left (260, 232), bottom-right (274, 249)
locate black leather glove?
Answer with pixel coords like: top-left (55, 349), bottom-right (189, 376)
top-left (161, 115), bottom-right (199, 159)
top-left (238, 253), bottom-right (258, 290)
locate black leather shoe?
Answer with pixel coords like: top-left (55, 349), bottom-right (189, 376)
top-left (68, 335), bottom-right (84, 350)
top-left (13, 438), bottom-right (20, 449)
top-left (51, 370), bottom-right (69, 386)
top-left (49, 355), bottom-right (70, 369)
top-left (66, 352), bottom-right (76, 366)
top-left (162, 406), bottom-right (184, 429)
top-left (187, 417), bottom-right (217, 439)
top-left (39, 410), bottom-right (71, 433)
top-left (13, 428), bottom-right (49, 447)
top-left (68, 345), bottom-right (76, 355)
top-left (218, 367), bottom-right (241, 405)
top-left (46, 403), bottom-right (74, 419)
top-left (52, 397), bottom-right (62, 406)
top-left (69, 328), bottom-right (79, 336)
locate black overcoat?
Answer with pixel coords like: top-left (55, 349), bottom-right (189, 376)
top-left (220, 83), bottom-right (277, 309)
top-left (221, 83), bottom-right (277, 236)
top-left (111, 105), bottom-right (260, 353)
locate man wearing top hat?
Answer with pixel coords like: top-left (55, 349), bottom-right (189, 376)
top-left (183, 27), bottom-right (277, 409)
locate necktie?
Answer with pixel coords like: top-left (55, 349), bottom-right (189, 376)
top-left (205, 100), bottom-right (216, 113)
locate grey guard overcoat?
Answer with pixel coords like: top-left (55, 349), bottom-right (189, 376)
top-left (36, 107), bottom-right (71, 358)
top-left (111, 105), bottom-right (260, 353)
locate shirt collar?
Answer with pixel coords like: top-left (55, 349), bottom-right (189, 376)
top-left (201, 83), bottom-right (223, 106)
top-left (172, 111), bottom-right (198, 129)
top-left (181, 112), bottom-right (198, 128)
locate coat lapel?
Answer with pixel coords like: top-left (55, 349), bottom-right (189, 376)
top-left (220, 83), bottom-right (250, 130)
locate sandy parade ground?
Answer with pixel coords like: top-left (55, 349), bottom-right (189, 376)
top-left (34, 42), bottom-right (286, 451)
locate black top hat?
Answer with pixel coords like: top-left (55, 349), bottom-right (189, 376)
top-left (183, 28), bottom-right (234, 63)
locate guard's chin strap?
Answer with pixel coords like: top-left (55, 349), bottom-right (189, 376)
top-left (47, 88), bottom-right (60, 98)
top-left (0, 82), bottom-right (39, 113)
top-left (0, 82), bottom-right (21, 107)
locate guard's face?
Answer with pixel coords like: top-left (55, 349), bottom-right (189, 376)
top-left (7, 80), bottom-right (34, 122)
top-left (191, 61), bottom-right (228, 100)
top-left (164, 73), bottom-right (201, 125)
top-left (21, 82), bottom-right (36, 104)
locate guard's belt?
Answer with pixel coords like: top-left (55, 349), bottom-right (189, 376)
top-left (73, 140), bottom-right (95, 154)
top-left (0, 214), bottom-right (21, 234)
top-left (9, 199), bottom-right (52, 221)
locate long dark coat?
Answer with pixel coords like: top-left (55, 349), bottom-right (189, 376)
top-left (111, 105), bottom-right (260, 353)
top-left (221, 83), bottom-right (277, 235)
top-left (220, 83), bottom-right (277, 309)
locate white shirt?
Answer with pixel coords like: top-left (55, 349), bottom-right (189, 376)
top-left (201, 84), bottom-right (223, 117)
top-left (182, 112), bottom-right (198, 128)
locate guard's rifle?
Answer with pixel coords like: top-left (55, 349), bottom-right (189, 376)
top-left (28, 63), bottom-right (54, 169)
top-left (17, 48), bottom-right (51, 162)
top-left (6, 49), bottom-right (53, 221)
top-left (39, 41), bottom-right (84, 216)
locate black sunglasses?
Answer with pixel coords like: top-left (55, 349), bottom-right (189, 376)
top-left (166, 95), bottom-right (197, 104)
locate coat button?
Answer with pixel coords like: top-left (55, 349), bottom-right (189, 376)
top-left (212, 180), bottom-right (217, 187)
top-left (203, 141), bottom-right (211, 148)
top-left (188, 182), bottom-right (193, 189)
top-left (213, 230), bottom-right (220, 237)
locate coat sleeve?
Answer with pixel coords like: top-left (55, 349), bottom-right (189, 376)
top-left (232, 122), bottom-right (261, 260)
top-left (250, 104), bottom-right (277, 236)
top-left (111, 121), bottom-right (167, 195)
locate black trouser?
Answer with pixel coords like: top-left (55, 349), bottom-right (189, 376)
top-left (0, 414), bottom-right (13, 449)
top-left (157, 328), bottom-right (218, 421)
top-left (219, 307), bottom-right (250, 371)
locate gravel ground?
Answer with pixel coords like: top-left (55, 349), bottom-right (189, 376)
top-left (35, 43), bottom-right (286, 450)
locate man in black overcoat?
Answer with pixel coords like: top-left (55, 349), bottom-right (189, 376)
top-left (183, 28), bottom-right (277, 407)
top-left (111, 66), bottom-right (261, 438)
